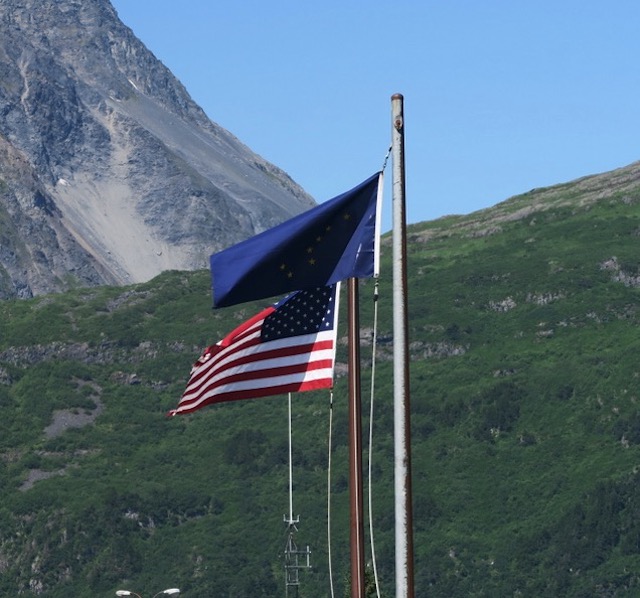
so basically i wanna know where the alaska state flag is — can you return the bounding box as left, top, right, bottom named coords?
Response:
left=210, top=173, right=381, bottom=308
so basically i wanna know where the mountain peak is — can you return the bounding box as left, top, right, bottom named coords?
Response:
left=0, top=0, right=315, bottom=298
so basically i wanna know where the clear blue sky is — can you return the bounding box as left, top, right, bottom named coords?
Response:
left=110, top=0, right=640, bottom=232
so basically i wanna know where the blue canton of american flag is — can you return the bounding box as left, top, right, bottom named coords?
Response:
left=169, top=285, right=340, bottom=416
left=262, top=286, right=335, bottom=341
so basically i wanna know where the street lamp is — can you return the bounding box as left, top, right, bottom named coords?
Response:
left=116, top=589, right=180, bottom=598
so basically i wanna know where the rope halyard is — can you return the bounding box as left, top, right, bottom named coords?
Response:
left=381, top=144, right=392, bottom=173
left=367, top=278, right=382, bottom=598
left=327, top=390, right=335, bottom=598
left=324, top=153, right=387, bottom=597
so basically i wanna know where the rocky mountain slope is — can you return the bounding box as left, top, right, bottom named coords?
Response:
left=0, top=0, right=315, bottom=299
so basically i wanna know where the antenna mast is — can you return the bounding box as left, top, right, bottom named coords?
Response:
left=283, top=393, right=311, bottom=596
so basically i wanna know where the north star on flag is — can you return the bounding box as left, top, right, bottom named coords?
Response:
left=169, top=284, right=340, bottom=416
left=210, top=173, right=381, bottom=308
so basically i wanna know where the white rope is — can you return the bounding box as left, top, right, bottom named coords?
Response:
left=362, top=149, right=390, bottom=597
left=325, top=283, right=382, bottom=597
left=288, top=392, right=294, bottom=524
left=326, top=390, right=335, bottom=598
left=367, top=279, right=382, bottom=598
left=328, top=151, right=388, bottom=596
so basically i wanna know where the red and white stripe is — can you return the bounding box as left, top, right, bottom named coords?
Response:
left=169, top=304, right=337, bottom=416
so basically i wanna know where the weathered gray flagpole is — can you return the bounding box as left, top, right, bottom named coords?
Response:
left=391, top=93, right=415, bottom=597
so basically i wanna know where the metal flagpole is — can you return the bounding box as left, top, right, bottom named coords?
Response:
left=391, top=93, right=415, bottom=597
left=348, top=277, right=366, bottom=597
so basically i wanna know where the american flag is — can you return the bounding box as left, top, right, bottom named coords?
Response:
left=169, top=285, right=340, bottom=415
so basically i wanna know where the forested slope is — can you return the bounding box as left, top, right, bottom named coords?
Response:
left=1, top=162, right=640, bottom=596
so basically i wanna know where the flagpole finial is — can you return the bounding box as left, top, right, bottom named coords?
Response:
left=392, top=94, right=404, bottom=132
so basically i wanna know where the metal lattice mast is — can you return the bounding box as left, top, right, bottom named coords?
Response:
left=283, top=393, right=311, bottom=596
left=284, top=518, right=312, bottom=596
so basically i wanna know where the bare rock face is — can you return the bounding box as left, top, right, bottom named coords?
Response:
left=0, top=0, right=315, bottom=298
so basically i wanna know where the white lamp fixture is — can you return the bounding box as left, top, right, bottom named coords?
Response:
left=116, top=589, right=179, bottom=598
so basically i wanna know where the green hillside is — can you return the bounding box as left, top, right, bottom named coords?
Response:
left=1, top=162, right=640, bottom=596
